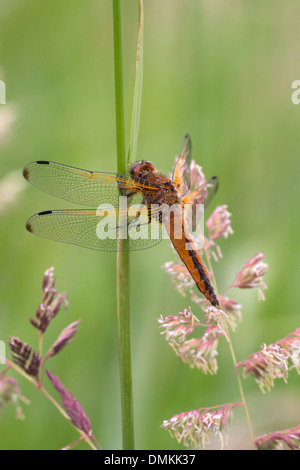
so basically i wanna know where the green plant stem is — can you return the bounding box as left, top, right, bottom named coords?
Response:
left=112, top=0, right=134, bottom=450
left=205, top=252, right=256, bottom=448
left=112, top=0, right=126, bottom=173
left=227, top=340, right=256, bottom=446
left=128, top=0, right=144, bottom=165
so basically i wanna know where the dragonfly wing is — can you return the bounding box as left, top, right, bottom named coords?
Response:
left=180, top=176, right=219, bottom=232
left=181, top=176, right=219, bottom=207
left=25, top=208, right=163, bottom=252
left=172, top=134, right=192, bottom=196
left=23, top=161, right=158, bottom=207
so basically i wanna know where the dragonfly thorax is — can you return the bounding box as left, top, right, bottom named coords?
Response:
left=145, top=179, right=180, bottom=206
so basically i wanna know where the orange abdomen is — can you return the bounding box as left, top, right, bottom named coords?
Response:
left=165, top=213, right=219, bottom=307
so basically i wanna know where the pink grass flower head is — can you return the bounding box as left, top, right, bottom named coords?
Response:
left=218, top=296, right=242, bottom=329
left=161, top=403, right=242, bottom=448
left=162, top=261, right=194, bottom=297
left=276, top=327, right=300, bottom=373
left=237, top=328, right=300, bottom=392
left=237, top=344, right=289, bottom=392
left=230, top=253, right=268, bottom=300
left=158, top=309, right=225, bottom=374
left=255, top=425, right=300, bottom=450
left=30, top=267, right=68, bottom=333
left=157, top=307, right=199, bottom=343
left=0, top=376, right=19, bottom=405
left=190, top=160, right=206, bottom=190
left=177, top=326, right=221, bottom=374
left=206, top=205, right=233, bottom=241
left=204, top=205, right=233, bottom=261
left=45, top=320, right=81, bottom=360
left=204, top=306, right=231, bottom=339
left=46, top=370, right=92, bottom=436
left=0, top=375, right=29, bottom=419
left=203, top=236, right=224, bottom=262
left=8, top=337, right=40, bottom=379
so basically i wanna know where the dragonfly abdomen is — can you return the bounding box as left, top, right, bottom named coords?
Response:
left=167, top=215, right=219, bottom=306
left=185, top=247, right=218, bottom=306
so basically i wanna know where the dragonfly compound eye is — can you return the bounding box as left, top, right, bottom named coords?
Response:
left=129, top=161, right=156, bottom=178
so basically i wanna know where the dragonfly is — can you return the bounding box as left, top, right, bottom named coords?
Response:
left=23, top=134, right=219, bottom=306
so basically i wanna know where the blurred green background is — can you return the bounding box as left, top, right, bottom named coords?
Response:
left=0, top=0, right=299, bottom=450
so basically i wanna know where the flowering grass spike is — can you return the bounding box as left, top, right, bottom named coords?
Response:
left=206, top=205, right=233, bottom=241
left=45, top=320, right=81, bottom=360
left=255, top=425, right=300, bottom=450
left=3, top=267, right=97, bottom=449
left=30, top=267, right=68, bottom=333
left=161, top=403, right=242, bottom=448
left=160, top=154, right=272, bottom=449
left=0, top=375, right=29, bottom=419
left=46, top=370, right=92, bottom=436
left=237, top=328, right=300, bottom=392
left=228, top=253, right=268, bottom=300
left=158, top=309, right=226, bottom=374
left=8, top=337, right=41, bottom=378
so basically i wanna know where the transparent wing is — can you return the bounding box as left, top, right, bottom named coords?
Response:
left=23, top=160, right=159, bottom=207
left=181, top=176, right=219, bottom=208
left=172, top=134, right=192, bottom=196
left=180, top=176, right=219, bottom=232
left=25, top=208, right=163, bottom=252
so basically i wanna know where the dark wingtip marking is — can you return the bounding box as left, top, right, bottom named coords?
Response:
left=36, top=160, right=50, bottom=164
left=26, top=221, right=33, bottom=233
left=22, top=167, right=29, bottom=180
left=38, top=210, right=52, bottom=216
left=212, top=175, right=219, bottom=191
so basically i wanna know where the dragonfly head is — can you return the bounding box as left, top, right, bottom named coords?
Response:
left=129, top=160, right=156, bottom=179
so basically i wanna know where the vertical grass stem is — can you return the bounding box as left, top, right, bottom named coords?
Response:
left=112, top=0, right=134, bottom=450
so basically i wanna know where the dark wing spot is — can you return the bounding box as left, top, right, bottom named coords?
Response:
left=211, top=175, right=219, bottom=191
left=38, top=210, right=52, bottom=215
left=36, top=160, right=50, bottom=164
left=26, top=221, right=33, bottom=232
left=22, top=167, right=29, bottom=180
